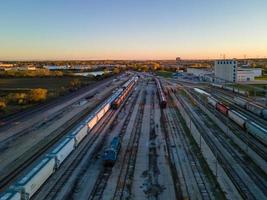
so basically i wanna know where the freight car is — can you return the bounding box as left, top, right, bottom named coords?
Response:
left=193, top=88, right=210, bottom=97
left=103, top=136, right=121, bottom=166
left=0, top=190, right=21, bottom=200
left=210, top=83, right=249, bottom=96
left=15, top=157, right=56, bottom=200
left=48, top=137, right=75, bottom=168
left=233, top=97, right=247, bottom=108
left=216, top=102, right=229, bottom=115
left=0, top=79, right=136, bottom=199
left=155, top=78, right=167, bottom=108
left=228, top=110, right=247, bottom=128
left=207, top=96, right=218, bottom=107
left=233, top=97, right=267, bottom=119
left=111, top=76, right=138, bottom=109
left=68, top=123, right=88, bottom=147
left=192, top=90, right=267, bottom=144
left=246, top=121, right=267, bottom=144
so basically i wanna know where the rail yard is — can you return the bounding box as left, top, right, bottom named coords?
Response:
left=0, top=73, right=267, bottom=200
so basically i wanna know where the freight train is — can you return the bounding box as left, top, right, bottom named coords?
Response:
left=193, top=88, right=267, bottom=145
left=0, top=76, right=138, bottom=200
left=233, top=97, right=267, bottom=120
left=102, top=136, right=121, bottom=166
left=155, top=78, right=167, bottom=108
left=210, top=83, right=249, bottom=96
left=111, top=76, right=138, bottom=109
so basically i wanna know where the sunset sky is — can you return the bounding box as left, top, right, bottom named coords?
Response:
left=0, top=0, right=267, bottom=60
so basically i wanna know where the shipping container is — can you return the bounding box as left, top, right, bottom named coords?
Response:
left=49, top=137, right=75, bottom=168
left=233, top=97, right=247, bottom=108
left=207, top=96, right=217, bottom=107
left=246, top=103, right=263, bottom=116
left=216, top=103, right=229, bottom=115
left=246, top=121, right=267, bottom=145
left=228, top=110, right=246, bottom=128
left=16, top=157, right=55, bottom=199
left=0, top=191, right=21, bottom=200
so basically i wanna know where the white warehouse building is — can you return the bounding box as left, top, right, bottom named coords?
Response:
left=214, top=59, right=262, bottom=82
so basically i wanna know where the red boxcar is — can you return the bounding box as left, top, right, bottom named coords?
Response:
left=216, top=102, right=229, bottom=115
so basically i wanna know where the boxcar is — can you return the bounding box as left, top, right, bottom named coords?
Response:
left=228, top=110, right=246, bottom=128
left=0, top=190, right=21, bottom=200
left=49, top=137, right=75, bottom=168
left=246, top=121, right=267, bottom=145
left=207, top=96, right=217, bottom=107
left=216, top=102, right=229, bottom=115
left=16, top=157, right=55, bottom=200
left=246, top=103, right=263, bottom=116
left=233, top=97, right=247, bottom=108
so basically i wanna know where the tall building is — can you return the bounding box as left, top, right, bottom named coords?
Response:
left=214, top=59, right=237, bottom=82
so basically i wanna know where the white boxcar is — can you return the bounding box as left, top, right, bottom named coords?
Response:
left=228, top=110, right=246, bottom=128
left=16, top=157, right=55, bottom=199
left=50, top=137, right=75, bottom=168
left=246, top=103, right=262, bottom=116
left=69, top=124, right=88, bottom=146
left=193, top=88, right=210, bottom=97
left=103, top=103, right=110, bottom=113
left=0, top=191, right=21, bottom=200
left=233, top=97, right=247, bottom=108
left=207, top=96, right=217, bottom=107
left=88, top=115, right=98, bottom=130
left=211, top=83, right=223, bottom=88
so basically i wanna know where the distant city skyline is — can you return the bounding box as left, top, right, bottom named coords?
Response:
left=0, top=0, right=267, bottom=60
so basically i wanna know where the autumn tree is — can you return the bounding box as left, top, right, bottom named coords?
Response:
left=70, top=79, right=81, bottom=89
left=29, top=88, right=48, bottom=102
left=0, top=100, right=6, bottom=110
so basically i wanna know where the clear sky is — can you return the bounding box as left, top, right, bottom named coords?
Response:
left=0, top=0, right=267, bottom=60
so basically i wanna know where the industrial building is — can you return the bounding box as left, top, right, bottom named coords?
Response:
left=214, top=59, right=237, bottom=82
left=214, top=59, right=262, bottom=82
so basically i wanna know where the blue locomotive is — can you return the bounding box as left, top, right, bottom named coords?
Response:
left=103, top=136, right=121, bottom=166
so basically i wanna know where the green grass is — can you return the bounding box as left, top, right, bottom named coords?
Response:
left=155, top=70, right=173, bottom=78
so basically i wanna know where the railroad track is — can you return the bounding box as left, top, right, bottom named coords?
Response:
left=111, top=89, right=146, bottom=200
left=35, top=109, right=117, bottom=200
left=162, top=99, right=211, bottom=199
left=211, top=87, right=267, bottom=127
left=176, top=92, right=266, bottom=200
left=188, top=90, right=267, bottom=161
left=146, top=88, right=162, bottom=200
left=168, top=99, right=213, bottom=200
left=0, top=94, right=110, bottom=192
left=88, top=86, right=140, bottom=200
